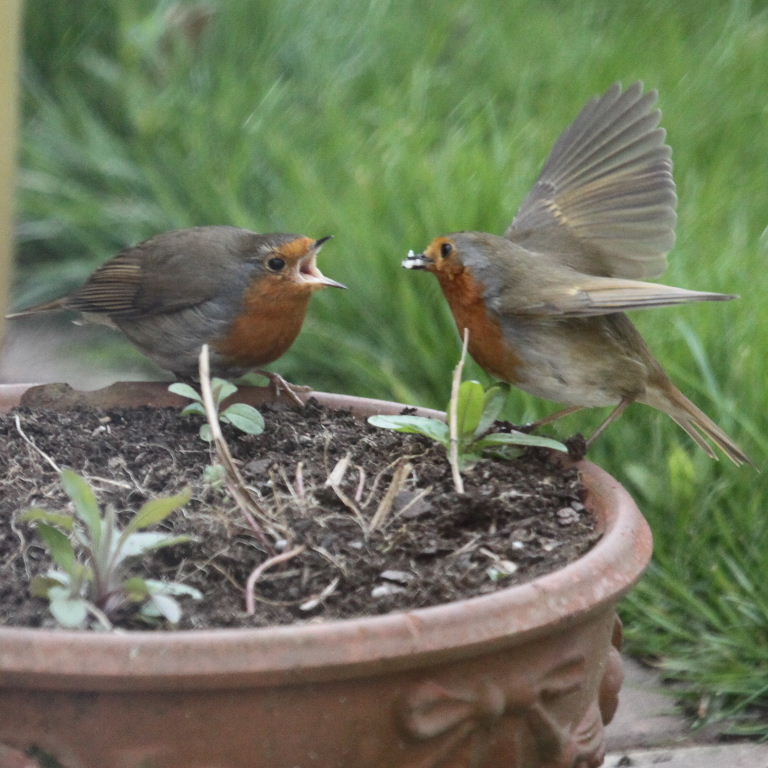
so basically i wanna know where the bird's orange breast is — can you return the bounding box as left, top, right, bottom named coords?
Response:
left=436, top=268, right=523, bottom=383
left=215, top=278, right=311, bottom=368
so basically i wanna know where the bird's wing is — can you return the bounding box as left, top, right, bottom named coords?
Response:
left=65, top=241, right=225, bottom=318
left=63, top=251, right=146, bottom=315
left=505, top=82, right=677, bottom=280
left=502, top=276, right=735, bottom=318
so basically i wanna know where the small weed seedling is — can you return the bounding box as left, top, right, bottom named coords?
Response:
left=369, top=331, right=566, bottom=492
left=170, top=379, right=265, bottom=441
left=22, top=470, right=200, bottom=629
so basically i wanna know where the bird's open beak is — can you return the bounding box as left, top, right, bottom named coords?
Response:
left=401, top=250, right=433, bottom=270
left=313, top=235, right=334, bottom=250
left=299, top=237, right=347, bottom=289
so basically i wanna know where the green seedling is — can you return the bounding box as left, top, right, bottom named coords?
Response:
left=22, top=469, right=200, bottom=629
left=369, top=380, right=566, bottom=468
left=169, top=379, right=265, bottom=441
left=369, top=332, right=567, bottom=493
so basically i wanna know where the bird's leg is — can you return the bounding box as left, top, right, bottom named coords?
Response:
left=527, top=405, right=584, bottom=430
left=586, top=398, right=632, bottom=447
left=254, top=370, right=310, bottom=407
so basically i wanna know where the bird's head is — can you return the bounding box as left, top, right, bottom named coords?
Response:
left=243, top=234, right=346, bottom=293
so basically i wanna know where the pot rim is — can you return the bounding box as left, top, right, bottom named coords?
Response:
left=0, top=383, right=652, bottom=691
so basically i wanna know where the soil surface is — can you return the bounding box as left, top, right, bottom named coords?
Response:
left=0, top=401, right=597, bottom=630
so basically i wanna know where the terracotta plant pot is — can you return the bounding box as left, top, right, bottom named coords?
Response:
left=0, top=383, right=652, bottom=768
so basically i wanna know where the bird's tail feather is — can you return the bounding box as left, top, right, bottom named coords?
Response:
left=5, top=298, right=67, bottom=319
left=651, top=383, right=755, bottom=467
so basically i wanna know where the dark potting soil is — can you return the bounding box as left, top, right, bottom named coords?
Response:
left=0, top=400, right=597, bottom=630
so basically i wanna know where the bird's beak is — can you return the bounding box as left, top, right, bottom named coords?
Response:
left=313, top=235, right=334, bottom=250
left=402, top=249, right=433, bottom=270
left=300, top=237, right=347, bottom=289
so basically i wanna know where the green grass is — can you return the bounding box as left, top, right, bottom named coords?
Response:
left=15, top=0, right=768, bottom=733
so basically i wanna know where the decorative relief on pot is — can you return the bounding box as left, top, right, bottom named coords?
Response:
left=598, top=616, right=625, bottom=726
left=398, top=653, right=608, bottom=768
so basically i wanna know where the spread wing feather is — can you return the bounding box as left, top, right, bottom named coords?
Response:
left=505, top=82, right=677, bottom=279
left=507, top=278, right=735, bottom=318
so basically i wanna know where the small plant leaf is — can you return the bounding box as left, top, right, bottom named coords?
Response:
left=476, top=382, right=510, bottom=436
left=180, top=402, right=206, bottom=417
left=140, top=580, right=202, bottom=622
left=20, top=508, right=75, bottom=530
left=211, top=377, right=238, bottom=405
left=30, top=573, right=68, bottom=598
left=125, top=488, right=192, bottom=534
left=475, top=431, right=568, bottom=453
left=48, top=587, right=89, bottom=628
left=367, top=414, right=450, bottom=445
left=458, top=451, right=484, bottom=471
left=238, top=371, right=271, bottom=387
left=36, top=523, right=79, bottom=573
left=238, top=372, right=270, bottom=387
left=144, top=579, right=203, bottom=600
left=199, top=424, right=213, bottom=442
left=60, top=469, right=102, bottom=546
left=203, top=463, right=227, bottom=486
left=122, top=576, right=151, bottom=602
left=454, top=380, right=485, bottom=439
left=143, top=593, right=183, bottom=624
left=222, top=403, right=265, bottom=435
left=168, top=382, right=202, bottom=402
left=120, top=532, right=193, bottom=559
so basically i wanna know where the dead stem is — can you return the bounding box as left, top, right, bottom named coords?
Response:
left=449, top=534, right=482, bottom=559
left=294, top=462, right=305, bottom=498
left=14, top=414, right=61, bottom=473
left=299, top=576, right=340, bottom=611
left=448, top=329, right=469, bottom=494
left=325, top=455, right=367, bottom=528
left=86, top=603, right=113, bottom=631
left=354, top=466, right=366, bottom=503
left=325, top=454, right=351, bottom=487
left=389, top=485, right=432, bottom=523
left=329, top=484, right=365, bottom=528
left=109, top=454, right=146, bottom=495
left=245, top=544, right=306, bottom=615
left=205, top=560, right=248, bottom=592
left=276, top=464, right=299, bottom=502
left=361, top=453, right=422, bottom=509
left=6, top=515, right=30, bottom=579
left=198, top=344, right=273, bottom=548
left=310, top=545, right=348, bottom=576
left=368, top=460, right=413, bottom=533
left=86, top=475, right=133, bottom=491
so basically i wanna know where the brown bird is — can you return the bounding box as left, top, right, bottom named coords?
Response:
left=404, top=82, right=752, bottom=466
left=8, top=226, right=345, bottom=394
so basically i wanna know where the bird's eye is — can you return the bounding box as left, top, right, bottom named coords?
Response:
left=267, top=257, right=286, bottom=272
left=440, top=242, right=453, bottom=258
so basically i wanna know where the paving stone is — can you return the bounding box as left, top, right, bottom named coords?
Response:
left=604, top=743, right=768, bottom=768
left=606, top=657, right=693, bottom=750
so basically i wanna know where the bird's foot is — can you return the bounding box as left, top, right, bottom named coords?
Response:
left=255, top=370, right=311, bottom=407
left=525, top=405, right=584, bottom=431
left=585, top=398, right=632, bottom=447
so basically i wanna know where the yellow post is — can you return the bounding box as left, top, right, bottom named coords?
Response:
left=0, top=0, right=22, bottom=339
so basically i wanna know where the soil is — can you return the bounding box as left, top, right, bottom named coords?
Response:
left=0, top=400, right=597, bottom=630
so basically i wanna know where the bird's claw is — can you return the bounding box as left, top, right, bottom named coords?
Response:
left=256, top=371, right=310, bottom=407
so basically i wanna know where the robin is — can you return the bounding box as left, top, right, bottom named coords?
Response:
left=7, top=226, right=345, bottom=397
left=403, top=82, right=752, bottom=466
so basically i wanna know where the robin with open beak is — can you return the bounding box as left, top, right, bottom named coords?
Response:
left=403, top=83, right=752, bottom=466
left=8, top=226, right=345, bottom=398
